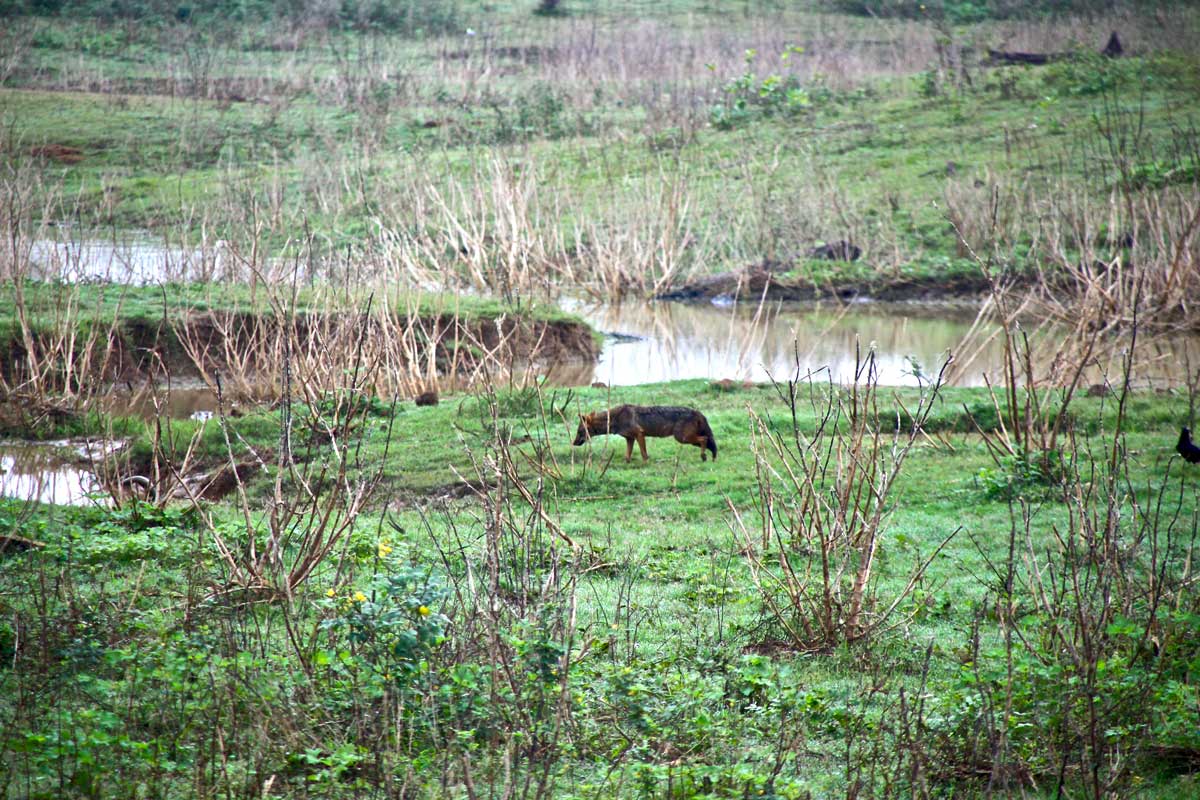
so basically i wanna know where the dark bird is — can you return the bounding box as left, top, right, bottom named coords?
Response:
left=1177, top=427, right=1200, bottom=464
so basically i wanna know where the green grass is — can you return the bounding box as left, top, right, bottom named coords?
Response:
left=0, top=280, right=586, bottom=337
left=3, top=379, right=1198, bottom=797
left=5, top=14, right=1198, bottom=283
left=3, top=5, right=1200, bottom=796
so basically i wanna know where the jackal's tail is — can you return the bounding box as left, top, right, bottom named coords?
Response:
left=704, top=420, right=718, bottom=461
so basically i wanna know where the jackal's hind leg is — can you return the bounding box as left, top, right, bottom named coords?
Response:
left=637, top=433, right=649, bottom=461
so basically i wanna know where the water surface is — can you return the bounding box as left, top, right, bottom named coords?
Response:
left=566, top=299, right=1199, bottom=389
left=21, top=235, right=1200, bottom=390
left=0, top=442, right=102, bottom=506
left=569, top=299, right=990, bottom=387
left=30, top=236, right=225, bottom=285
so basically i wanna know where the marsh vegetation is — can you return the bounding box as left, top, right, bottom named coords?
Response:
left=1, top=0, right=1199, bottom=797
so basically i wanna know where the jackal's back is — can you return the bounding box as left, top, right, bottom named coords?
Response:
left=630, top=405, right=705, bottom=435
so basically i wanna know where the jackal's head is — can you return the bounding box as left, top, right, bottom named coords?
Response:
left=572, top=413, right=594, bottom=446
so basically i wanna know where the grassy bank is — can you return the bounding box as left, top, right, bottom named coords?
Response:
left=2, top=376, right=1199, bottom=797
left=3, top=2, right=1200, bottom=796
left=3, top=5, right=1198, bottom=299
left=0, top=279, right=599, bottom=428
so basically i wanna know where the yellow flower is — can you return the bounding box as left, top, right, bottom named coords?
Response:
left=377, top=541, right=393, bottom=558
left=325, top=588, right=336, bottom=598
left=354, top=591, right=367, bottom=603
left=418, top=605, right=431, bottom=617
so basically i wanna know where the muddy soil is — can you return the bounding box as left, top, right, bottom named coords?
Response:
left=656, top=264, right=992, bottom=303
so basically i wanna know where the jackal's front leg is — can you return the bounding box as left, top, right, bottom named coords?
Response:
left=624, top=436, right=635, bottom=462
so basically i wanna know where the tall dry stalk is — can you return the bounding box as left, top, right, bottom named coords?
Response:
left=171, top=288, right=555, bottom=403
left=184, top=301, right=393, bottom=601
left=419, top=383, right=579, bottom=798
left=940, top=316, right=1200, bottom=797
left=944, top=101, right=1200, bottom=334
left=0, top=166, right=128, bottom=410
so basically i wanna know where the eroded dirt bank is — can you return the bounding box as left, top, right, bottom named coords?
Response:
left=2, top=310, right=600, bottom=386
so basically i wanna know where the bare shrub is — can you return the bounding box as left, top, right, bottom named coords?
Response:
left=411, top=384, right=579, bottom=796
left=943, top=95, right=1200, bottom=334
left=0, top=167, right=127, bottom=409
left=190, top=302, right=392, bottom=601
left=730, top=345, right=957, bottom=651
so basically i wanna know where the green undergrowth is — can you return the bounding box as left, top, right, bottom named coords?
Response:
left=141, top=379, right=1192, bottom=498
left=2, top=378, right=1199, bottom=796
left=4, top=3, right=1200, bottom=794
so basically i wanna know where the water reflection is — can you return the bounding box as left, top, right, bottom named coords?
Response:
left=566, top=300, right=1200, bottom=389
left=568, top=300, right=991, bottom=387
left=0, top=443, right=101, bottom=506
left=29, top=237, right=229, bottom=285
left=103, top=383, right=224, bottom=421
left=18, top=230, right=1200, bottom=392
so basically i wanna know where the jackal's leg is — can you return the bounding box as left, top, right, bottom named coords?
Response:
left=624, top=436, right=634, bottom=462
left=698, top=437, right=708, bottom=461
left=637, top=433, right=649, bottom=461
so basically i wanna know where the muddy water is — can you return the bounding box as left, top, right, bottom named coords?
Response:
left=102, top=382, right=225, bottom=421
left=567, top=300, right=1200, bottom=389
left=0, top=442, right=103, bottom=506
left=567, top=300, right=992, bottom=387
left=22, top=235, right=1200, bottom=390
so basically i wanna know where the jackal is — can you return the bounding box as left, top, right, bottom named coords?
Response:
left=572, top=404, right=718, bottom=462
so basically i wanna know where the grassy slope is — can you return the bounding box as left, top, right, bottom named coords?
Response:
left=3, top=4, right=1200, bottom=796
left=4, top=12, right=1198, bottom=286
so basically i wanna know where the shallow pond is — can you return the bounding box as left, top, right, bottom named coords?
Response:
left=9, top=236, right=1197, bottom=508
left=566, top=299, right=1200, bottom=390
left=30, top=236, right=226, bottom=285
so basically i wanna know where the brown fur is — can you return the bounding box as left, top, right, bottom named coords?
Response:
left=572, top=404, right=718, bottom=462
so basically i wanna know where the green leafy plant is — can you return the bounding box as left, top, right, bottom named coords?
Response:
left=974, top=447, right=1069, bottom=500
left=321, top=566, right=449, bottom=689
left=709, top=48, right=812, bottom=130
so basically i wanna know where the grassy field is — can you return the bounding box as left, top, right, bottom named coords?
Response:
left=2, top=376, right=1199, bottom=798
left=2, top=1, right=1200, bottom=797
left=3, top=3, right=1199, bottom=297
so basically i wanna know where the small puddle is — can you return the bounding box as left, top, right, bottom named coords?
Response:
left=0, top=442, right=104, bottom=506
left=102, top=383, right=224, bottom=421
